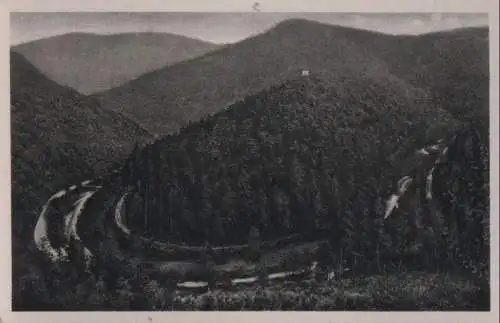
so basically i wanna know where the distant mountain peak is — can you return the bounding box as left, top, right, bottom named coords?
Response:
left=269, top=17, right=391, bottom=37
left=12, top=32, right=221, bottom=94
left=269, top=17, right=332, bottom=33
left=93, top=24, right=487, bottom=139
left=14, top=31, right=217, bottom=47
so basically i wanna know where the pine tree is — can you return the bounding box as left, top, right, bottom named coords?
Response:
left=247, top=226, right=261, bottom=262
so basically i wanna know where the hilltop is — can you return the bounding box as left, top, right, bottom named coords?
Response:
left=12, top=32, right=221, bottom=94
left=94, top=19, right=488, bottom=136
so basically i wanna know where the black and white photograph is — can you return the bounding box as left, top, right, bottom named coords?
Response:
left=5, top=2, right=496, bottom=315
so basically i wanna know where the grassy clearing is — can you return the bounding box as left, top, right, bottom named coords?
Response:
left=171, top=271, right=489, bottom=311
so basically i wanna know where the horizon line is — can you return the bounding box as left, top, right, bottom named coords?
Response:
left=10, top=17, right=489, bottom=47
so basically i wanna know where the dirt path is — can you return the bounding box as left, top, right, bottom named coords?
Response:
left=36, top=177, right=331, bottom=292
left=34, top=179, right=101, bottom=265
left=66, top=190, right=99, bottom=265
left=33, top=189, right=69, bottom=261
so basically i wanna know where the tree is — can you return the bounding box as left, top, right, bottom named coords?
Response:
left=200, top=241, right=217, bottom=288
left=317, top=241, right=334, bottom=271
left=247, top=226, right=261, bottom=262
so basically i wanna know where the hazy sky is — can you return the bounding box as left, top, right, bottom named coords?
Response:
left=10, top=12, right=488, bottom=45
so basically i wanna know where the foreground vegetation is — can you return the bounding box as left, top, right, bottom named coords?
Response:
left=14, top=254, right=489, bottom=311
left=172, top=272, right=488, bottom=311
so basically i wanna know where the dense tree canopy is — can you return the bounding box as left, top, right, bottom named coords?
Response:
left=121, top=75, right=462, bottom=255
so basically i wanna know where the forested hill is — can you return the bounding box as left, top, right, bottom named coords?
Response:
left=10, top=51, right=152, bottom=239
left=94, top=19, right=487, bottom=137
left=432, top=122, right=489, bottom=277
left=120, top=73, right=461, bottom=249
left=93, top=19, right=404, bottom=136
left=393, top=27, right=489, bottom=121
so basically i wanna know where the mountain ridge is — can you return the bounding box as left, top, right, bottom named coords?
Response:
left=93, top=18, right=488, bottom=136
left=12, top=32, right=221, bottom=94
left=93, top=19, right=409, bottom=135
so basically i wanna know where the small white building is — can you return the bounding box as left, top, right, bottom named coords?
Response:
left=301, top=69, right=310, bottom=77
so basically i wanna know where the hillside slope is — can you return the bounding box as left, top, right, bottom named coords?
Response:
left=389, top=27, right=489, bottom=120
left=10, top=51, right=152, bottom=240
left=94, top=19, right=488, bottom=136
left=120, top=74, right=460, bottom=248
left=94, top=19, right=405, bottom=135
left=13, top=32, right=220, bottom=94
left=117, top=69, right=488, bottom=286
